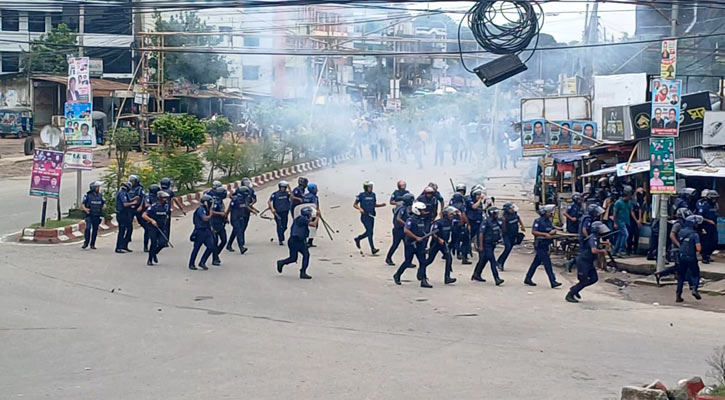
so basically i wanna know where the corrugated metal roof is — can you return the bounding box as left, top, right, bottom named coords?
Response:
left=32, top=74, right=128, bottom=97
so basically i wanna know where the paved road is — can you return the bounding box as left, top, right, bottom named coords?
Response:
left=1, top=159, right=722, bottom=399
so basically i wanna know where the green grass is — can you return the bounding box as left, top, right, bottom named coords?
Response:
left=29, top=219, right=81, bottom=229
left=711, top=384, right=725, bottom=396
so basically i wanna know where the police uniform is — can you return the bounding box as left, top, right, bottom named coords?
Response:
left=497, top=210, right=520, bottom=270
left=115, top=187, right=134, bottom=252
left=228, top=190, right=256, bottom=249
left=142, top=192, right=158, bottom=251
left=82, top=190, right=105, bottom=248
left=524, top=216, right=560, bottom=287
left=416, top=193, right=438, bottom=226
left=228, top=192, right=252, bottom=252
left=570, top=234, right=599, bottom=297
left=389, top=189, right=409, bottom=204
left=424, top=217, right=455, bottom=282
left=355, top=191, right=378, bottom=251
left=578, top=215, right=593, bottom=247
left=163, top=188, right=177, bottom=233
left=301, top=191, right=319, bottom=245
left=393, top=214, right=428, bottom=284
left=269, top=189, right=292, bottom=244
left=211, top=196, right=227, bottom=263
left=565, top=201, right=582, bottom=234
left=464, top=195, right=484, bottom=257
left=696, top=198, right=718, bottom=263
left=676, top=224, right=701, bottom=300
left=291, top=185, right=306, bottom=218
left=277, top=213, right=312, bottom=277
left=473, top=217, right=503, bottom=283
left=385, top=203, right=409, bottom=264
left=128, top=183, right=145, bottom=245
left=449, top=194, right=467, bottom=259
left=189, top=205, right=215, bottom=269
left=145, top=201, right=169, bottom=264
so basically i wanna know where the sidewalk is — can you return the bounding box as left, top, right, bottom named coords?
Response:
left=615, top=255, right=725, bottom=280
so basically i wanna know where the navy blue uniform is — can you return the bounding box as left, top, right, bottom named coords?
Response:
left=228, top=193, right=252, bottom=251
left=696, top=199, right=718, bottom=262
left=473, top=217, right=502, bottom=281
left=385, top=204, right=409, bottom=264
left=164, top=189, right=177, bottom=233
left=524, top=216, right=559, bottom=286
left=465, top=196, right=484, bottom=256
left=145, top=202, right=169, bottom=263
left=129, top=183, right=145, bottom=245
left=82, top=191, right=105, bottom=248
left=189, top=206, right=215, bottom=267
left=291, top=186, right=305, bottom=218
left=424, top=218, right=455, bottom=281
left=676, top=225, right=701, bottom=298
left=565, top=202, right=582, bottom=234
left=278, top=214, right=312, bottom=274
left=211, top=197, right=227, bottom=263
left=142, top=193, right=158, bottom=250
left=570, top=235, right=600, bottom=296
left=115, top=188, right=134, bottom=251
left=228, top=190, right=255, bottom=250
left=497, top=210, right=520, bottom=269
left=672, top=196, right=691, bottom=215
left=393, top=214, right=428, bottom=282
left=578, top=215, right=593, bottom=247
left=270, top=190, right=292, bottom=243
left=389, top=189, right=409, bottom=204
left=355, top=191, right=378, bottom=251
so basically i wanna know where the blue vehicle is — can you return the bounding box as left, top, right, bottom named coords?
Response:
left=0, top=107, right=34, bottom=138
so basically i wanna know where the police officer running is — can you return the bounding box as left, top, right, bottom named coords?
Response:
left=301, top=183, right=320, bottom=248
left=354, top=181, right=387, bottom=254
left=226, top=186, right=252, bottom=254
left=189, top=194, right=215, bottom=270
left=472, top=207, right=505, bottom=286
left=268, top=180, right=292, bottom=246
left=423, top=206, right=459, bottom=285
left=389, top=180, right=409, bottom=206
left=566, top=221, right=610, bottom=303
left=142, top=191, right=170, bottom=266
left=654, top=207, right=692, bottom=285
left=675, top=215, right=704, bottom=302
left=524, top=204, right=562, bottom=288
left=160, top=177, right=186, bottom=236
left=115, top=182, right=137, bottom=253
left=277, top=205, right=318, bottom=279
left=81, top=181, right=105, bottom=249
left=227, top=178, right=256, bottom=251
left=497, top=202, right=525, bottom=271
left=696, top=189, right=719, bottom=264
left=210, top=186, right=228, bottom=265
left=393, top=201, right=431, bottom=288
left=385, top=193, right=415, bottom=266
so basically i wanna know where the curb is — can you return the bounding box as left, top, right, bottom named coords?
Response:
left=20, top=154, right=352, bottom=243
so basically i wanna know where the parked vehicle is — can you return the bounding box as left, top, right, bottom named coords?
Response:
left=0, top=107, right=33, bottom=138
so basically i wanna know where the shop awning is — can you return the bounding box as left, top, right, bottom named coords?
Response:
left=582, top=159, right=714, bottom=178
left=552, top=150, right=589, bottom=163
left=676, top=166, right=725, bottom=178
left=581, top=165, right=618, bottom=178
left=32, top=74, right=128, bottom=97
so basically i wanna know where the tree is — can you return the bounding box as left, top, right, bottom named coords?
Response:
left=109, top=127, right=140, bottom=190
left=21, top=24, right=77, bottom=74
left=152, top=113, right=206, bottom=152
left=154, top=12, right=229, bottom=84
left=203, top=116, right=232, bottom=182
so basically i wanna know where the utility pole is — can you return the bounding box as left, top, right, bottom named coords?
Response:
left=75, top=5, right=85, bottom=211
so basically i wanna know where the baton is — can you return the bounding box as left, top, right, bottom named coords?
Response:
left=155, top=224, right=174, bottom=248
left=419, top=229, right=439, bottom=241
left=258, top=207, right=276, bottom=221
left=319, top=215, right=335, bottom=232
left=320, top=217, right=334, bottom=240
left=449, top=178, right=456, bottom=192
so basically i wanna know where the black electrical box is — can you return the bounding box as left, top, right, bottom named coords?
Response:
left=473, top=54, right=528, bottom=87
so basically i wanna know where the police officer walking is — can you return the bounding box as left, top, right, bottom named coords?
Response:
left=449, top=186, right=469, bottom=262
left=675, top=215, right=704, bottom=302
left=290, top=177, right=308, bottom=218
left=115, top=182, right=137, bottom=253
left=128, top=174, right=144, bottom=247
left=227, top=186, right=252, bottom=254
left=393, top=202, right=431, bottom=288
left=654, top=207, right=692, bottom=285
left=524, top=204, right=562, bottom=288
left=142, top=191, right=170, bottom=266
left=141, top=184, right=161, bottom=252
left=227, top=179, right=256, bottom=251
left=160, top=177, right=186, bottom=236
left=389, top=180, right=409, bottom=206
left=210, top=186, right=228, bottom=265
left=562, top=193, right=583, bottom=235
left=472, top=207, right=505, bottom=285
left=696, top=189, right=719, bottom=264
left=354, top=181, right=386, bottom=254
left=189, top=194, right=215, bottom=270
left=424, top=206, right=459, bottom=285
left=277, top=205, right=318, bottom=279
left=463, top=187, right=485, bottom=265
left=268, top=180, right=292, bottom=246
left=385, top=193, right=415, bottom=266
left=497, top=202, right=525, bottom=271
left=81, top=181, right=105, bottom=249
left=566, top=221, right=610, bottom=303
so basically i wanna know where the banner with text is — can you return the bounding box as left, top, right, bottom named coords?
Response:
left=649, top=138, right=676, bottom=194
left=63, top=148, right=94, bottom=171
left=650, top=78, right=681, bottom=137
left=660, top=39, right=677, bottom=79
left=521, top=119, right=547, bottom=157
left=547, top=121, right=573, bottom=153
left=29, top=149, right=64, bottom=199
left=571, top=121, right=598, bottom=150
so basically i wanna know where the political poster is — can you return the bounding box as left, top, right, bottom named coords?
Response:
left=64, top=102, right=95, bottom=147
left=650, top=78, right=681, bottom=137
left=571, top=121, right=598, bottom=150
left=649, top=138, right=676, bottom=194
left=602, top=106, right=626, bottom=142
left=63, top=148, right=94, bottom=171
left=521, top=119, right=547, bottom=157
left=703, top=111, right=725, bottom=146
left=29, top=149, right=64, bottom=199
left=67, top=57, right=91, bottom=103
left=548, top=121, right=573, bottom=152
left=660, top=39, right=677, bottom=79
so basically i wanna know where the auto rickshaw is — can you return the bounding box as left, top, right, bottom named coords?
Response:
left=0, top=107, right=34, bottom=138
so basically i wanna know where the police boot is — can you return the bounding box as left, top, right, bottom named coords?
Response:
left=444, top=276, right=457, bottom=285
left=676, top=296, right=684, bottom=303
left=300, top=271, right=312, bottom=279
left=691, top=289, right=702, bottom=300
left=462, top=256, right=472, bottom=265
left=471, top=274, right=486, bottom=282
left=385, top=258, right=395, bottom=266
left=277, top=260, right=284, bottom=274
left=420, top=278, right=433, bottom=288
left=565, top=292, right=579, bottom=303
left=495, top=278, right=504, bottom=286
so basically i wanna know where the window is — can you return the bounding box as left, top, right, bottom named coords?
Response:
left=28, top=12, right=46, bottom=32
left=242, top=66, right=260, bottom=81
left=2, top=10, right=19, bottom=32
left=2, top=52, right=20, bottom=73
left=243, top=37, right=260, bottom=47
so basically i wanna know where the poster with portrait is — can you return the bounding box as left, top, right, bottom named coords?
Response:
left=660, top=39, right=677, bottom=79
left=649, top=138, right=676, bottom=194
left=521, top=119, right=547, bottom=157
left=703, top=111, right=725, bottom=146
left=602, top=106, right=625, bottom=142
left=29, top=149, right=64, bottom=199
left=548, top=121, right=572, bottom=152
left=650, top=78, right=681, bottom=137
left=67, top=57, right=91, bottom=103
left=63, top=148, right=94, bottom=171
left=570, top=121, right=598, bottom=150
left=64, top=102, right=95, bottom=147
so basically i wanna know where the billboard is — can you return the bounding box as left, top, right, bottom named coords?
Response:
left=29, top=150, right=64, bottom=199
left=602, top=106, right=626, bottom=142
left=63, top=148, right=94, bottom=171
left=548, top=121, right=573, bottom=152
left=649, top=138, right=676, bottom=194
left=660, top=39, right=677, bottom=79
left=64, top=102, right=94, bottom=147
left=67, top=57, right=91, bottom=103
left=521, top=119, right=547, bottom=157
left=650, top=78, right=681, bottom=137
left=571, top=121, right=598, bottom=150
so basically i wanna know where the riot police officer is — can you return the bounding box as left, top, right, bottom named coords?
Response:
left=673, top=187, right=696, bottom=214
left=389, top=180, right=409, bottom=206
left=142, top=191, right=170, bottom=266
left=385, top=193, right=414, bottom=266
left=697, top=189, right=719, bottom=264
left=449, top=189, right=469, bottom=261
left=579, top=204, right=604, bottom=247
left=566, top=221, right=610, bottom=303
left=277, top=205, right=318, bottom=279
left=654, top=207, right=693, bottom=285
left=160, top=177, right=186, bottom=235
left=354, top=181, right=386, bottom=254
left=290, top=176, right=308, bottom=218
left=393, top=202, right=430, bottom=288
left=268, top=180, right=292, bottom=246
left=210, top=186, right=228, bottom=265
left=463, top=187, right=485, bottom=265
left=302, top=183, right=320, bottom=248
left=675, top=215, right=704, bottom=302
left=227, top=179, right=256, bottom=251
left=473, top=207, right=504, bottom=286
left=141, top=184, right=161, bottom=252
left=497, top=202, right=525, bottom=271
left=524, top=204, right=562, bottom=288
left=189, top=194, right=215, bottom=270
left=424, top=206, right=459, bottom=285
left=128, top=174, right=144, bottom=247
left=227, top=186, right=252, bottom=254
left=562, top=193, right=583, bottom=234
left=115, top=182, right=136, bottom=253
left=81, top=181, right=105, bottom=249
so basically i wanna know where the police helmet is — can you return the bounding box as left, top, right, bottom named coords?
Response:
left=307, top=183, right=318, bottom=193
left=676, top=207, right=693, bottom=220
left=278, top=180, right=290, bottom=189
left=502, top=202, right=514, bottom=212
left=89, top=181, right=103, bottom=190
left=241, top=177, right=253, bottom=188
left=397, top=180, right=406, bottom=190
left=120, top=182, right=131, bottom=190
left=423, top=186, right=435, bottom=195
left=471, top=188, right=483, bottom=198
left=680, top=187, right=696, bottom=197
left=411, top=201, right=427, bottom=216
left=487, top=207, right=500, bottom=218
left=160, top=177, right=172, bottom=189
left=707, top=190, right=720, bottom=200
left=701, top=189, right=710, bottom=198
left=235, top=186, right=251, bottom=196
left=571, top=192, right=582, bottom=202
left=212, top=180, right=222, bottom=189
left=298, top=176, right=309, bottom=187
left=587, top=204, right=605, bottom=218
left=158, top=191, right=170, bottom=199
left=538, top=204, right=556, bottom=216
left=215, top=186, right=228, bottom=199
left=128, top=175, right=139, bottom=184
left=148, top=184, right=161, bottom=196
left=300, top=206, right=313, bottom=218
left=402, top=193, right=415, bottom=206
left=442, top=206, right=458, bottom=217
left=428, top=182, right=438, bottom=191
left=201, top=194, right=213, bottom=206
left=363, top=181, right=374, bottom=190
left=590, top=221, right=611, bottom=236
left=455, top=183, right=466, bottom=194
left=685, top=214, right=704, bottom=226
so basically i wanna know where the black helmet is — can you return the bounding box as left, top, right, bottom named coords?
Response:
left=212, top=180, right=222, bottom=189
left=129, top=175, right=139, bottom=185
left=148, top=184, right=161, bottom=196
left=120, top=182, right=131, bottom=190
left=160, top=177, right=172, bottom=189
left=428, top=182, right=438, bottom=191
left=300, top=206, right=313, bottom=218
left=680, top=187, right=696, bottom=197
left=278, top=180, right=289, bottom=189
left=442, top=206, right=458, bottom=217
left=707, top=190, right=720, bottom=200
left=215, top=186, right=227, bottom=199
left=298, top=177, right=309, bottom=187
left=158, top=191, right=170, bottom=199
left=201, top=194, right=213, bottom=206
left=571, top=193, right=582, bottom=202
left=241, top=177, right=253, bottom=188
left=235, top=186, right=251, bottom=196
left=587, top=204, right=605, bottom=218
left=402, top=193, right=415, bottom=206
left=685, top=214, right=704, bottom=227
left=455, top=183, right=466, bottom=194
left=487, top=207, right=500, bottom=218
left=590, top=221, right=610, bottom=236
left=502, top=202, right=514, bottom=212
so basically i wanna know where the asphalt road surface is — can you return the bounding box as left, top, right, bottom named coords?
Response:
left=1, top=158, right=722, bottom=399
